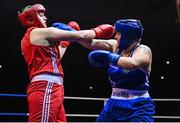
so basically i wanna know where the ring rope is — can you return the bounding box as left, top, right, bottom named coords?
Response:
left=1, top=93, right=180, bottom=119
left=0, top=113, right=180, bottom=119
left=1, top=93, right=180, bottom=101
left=0, top=93, right=26, bottom=97
left=0, top=113, right=28, bottom=116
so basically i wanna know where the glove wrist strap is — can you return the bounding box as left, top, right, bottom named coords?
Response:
left=109, top=53, right=120, bottom=66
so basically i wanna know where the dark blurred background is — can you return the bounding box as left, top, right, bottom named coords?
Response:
left=0, top=0, right=180, bottom=122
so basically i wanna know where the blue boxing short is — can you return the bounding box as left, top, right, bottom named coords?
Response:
left=96, top=97, right=155, bottom=122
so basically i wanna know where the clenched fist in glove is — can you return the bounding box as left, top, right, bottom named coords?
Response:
left=52, top=22, right=75, bottom=31
left=68, top=21, right=80, bottom=31
left=92, top=24, right=115, bottom=39
left=88, top=50, right=120, bottom=67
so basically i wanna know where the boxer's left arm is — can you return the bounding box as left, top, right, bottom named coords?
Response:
left=116, top=45, right=152, bottom=71
left=88, top=45, right=152, bottom=71
left=88, top=50, right=120, bottom=67
left=30, top=23, right=114, bottom=47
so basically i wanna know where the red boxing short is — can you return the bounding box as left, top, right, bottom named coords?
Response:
left=27, top=80, right=66, bottom=122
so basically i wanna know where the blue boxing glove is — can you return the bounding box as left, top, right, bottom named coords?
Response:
left=52, top=22, right=75, bottom=31
left=88, top=50, right=120, bottom=67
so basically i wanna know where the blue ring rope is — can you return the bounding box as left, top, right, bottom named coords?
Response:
left=0, top=94, right=27, bottom=116
left=0, top=113, right=28, bottom=116
left=0, top=93, right=26, bottom=97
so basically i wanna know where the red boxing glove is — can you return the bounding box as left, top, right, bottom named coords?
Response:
left=93, top=24, right=115, bottom=39
left=60, top=41, right=70, bottom=47
left=60, top=21, right=80, bottom=47
left=68, top=21, right=80, bottom=31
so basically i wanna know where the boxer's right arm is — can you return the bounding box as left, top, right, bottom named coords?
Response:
left=78, top=39, right=118, bottom=52
left=78, top=24, right=117, bottom=52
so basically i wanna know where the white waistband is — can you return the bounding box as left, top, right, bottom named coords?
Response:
left=31, top=74, right=63, bottom=85
left=111, top=88, right=149, bottom=100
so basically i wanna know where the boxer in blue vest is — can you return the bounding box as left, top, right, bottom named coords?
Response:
left=88, top=19, right=155, bottom=122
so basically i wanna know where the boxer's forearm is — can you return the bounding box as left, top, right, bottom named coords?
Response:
left=78, top=39, right=117, bottom=52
